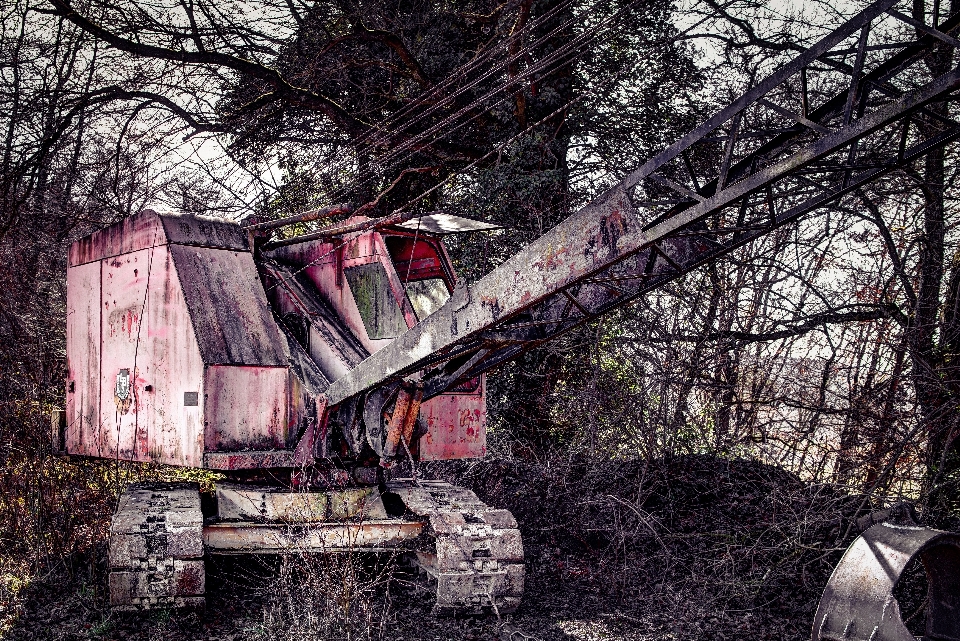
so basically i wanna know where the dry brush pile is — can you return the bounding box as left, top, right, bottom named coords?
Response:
left=0, top=445, right=934, bottom=641
left=427, top=453, right=903, bottom=639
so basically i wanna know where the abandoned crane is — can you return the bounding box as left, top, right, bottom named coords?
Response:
left=58, top=0, right=960, bottom=635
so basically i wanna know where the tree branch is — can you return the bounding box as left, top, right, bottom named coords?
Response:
left=47, top=0, right=369, bottom=138
left=630, top=304, right=904, bottom=346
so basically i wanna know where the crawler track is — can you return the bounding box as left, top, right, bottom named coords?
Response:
left=387, top=479, right=525, bottom=614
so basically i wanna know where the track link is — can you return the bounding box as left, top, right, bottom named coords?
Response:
left=386, top=479, right=524, bottom=614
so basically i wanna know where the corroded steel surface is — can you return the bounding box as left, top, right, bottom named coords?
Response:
left=261, top=259, right=366, bottom=383
left=268, top=224, right=405, bottom=353
left=203, top=520, right=424, bottom=553
left=215, top=483, right=388, bottom=522
left=812, top=523, right=960, bottom=641
left=380, top=384, right=417, bottom=463
left=419, top=376, right=486, bottom=460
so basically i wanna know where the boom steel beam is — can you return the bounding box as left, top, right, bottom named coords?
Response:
left=326, top=0, right=960, bottom=406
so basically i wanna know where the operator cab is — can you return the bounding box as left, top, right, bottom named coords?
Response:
left=262, top=211, right=499, bottom=460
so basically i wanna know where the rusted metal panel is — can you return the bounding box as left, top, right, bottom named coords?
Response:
left=204, top=365, right=288, bottom=452
left=203, top=520, right=424, bottom=553
left=216, top=484, right=388, bottom=522
left=65, top=260, right=101, bottom=457
left=203, top=449, right=295, bottom=470
left=339, top=217, right=380, bottom=259
left=70, top=214, right=296, bottom=467
left=96, top=245, right=206, bottom=466
left=379, top=384, right=423, bottom=465
left=144, top=248, right=207, bottom=466
left=67, top=210, right=327, bottom=468
left=419, top=376, right=486, bottom=460
left=283, top=241, right=381, bottom=350
left=169, top=245, right=287, bottom=366
left=812, top=523, right=960, bottom=641
left=383, top=232, right=454, bottom=287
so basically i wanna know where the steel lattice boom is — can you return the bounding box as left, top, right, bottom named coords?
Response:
left=323, top=0, right=960, bottom=405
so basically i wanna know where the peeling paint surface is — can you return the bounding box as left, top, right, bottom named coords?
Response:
left=419, top=376, right=486, bottom=460
left=86, top=245, right=203, bottom=465
left=65, top=260, right=100, bottom=458
left=204, top=365, right=288, bottom=452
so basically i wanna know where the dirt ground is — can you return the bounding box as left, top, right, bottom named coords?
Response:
left=1, top=455, right=914, bottom=641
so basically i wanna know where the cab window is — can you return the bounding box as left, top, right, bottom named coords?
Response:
left=343, top=262, right=408, bottom=339
left=384, top=235, right=452, bottom=321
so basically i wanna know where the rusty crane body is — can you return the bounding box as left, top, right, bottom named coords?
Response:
left=60, top=0, right=960, bottom=635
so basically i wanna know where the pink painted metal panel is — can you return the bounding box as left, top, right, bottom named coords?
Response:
left=96, top=245, right=206, bottom=467
left=340, top=218, right=380, bottom=260
left=203, top=365, right=289, bottom=452
left=65, top=261, right=101, bottom=457
left=69, top=210, right=164, bottom=267
left=144, top=248, right=207, bottom=466
left=302, top=246, right=396, bottom=354
left=418, top=375, right=487, bottom=460
left=309, top=258, right=385, bottom=352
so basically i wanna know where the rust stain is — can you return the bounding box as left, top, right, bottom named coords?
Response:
left=419, top=376, right=486, bottom=461
left=107, top=306, right=140, bottom=338
left=531, top=243, right=570, bottom=271
left=584, top=209, right=627, bottom=262
left=480, top=295, right=503, bottom=320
